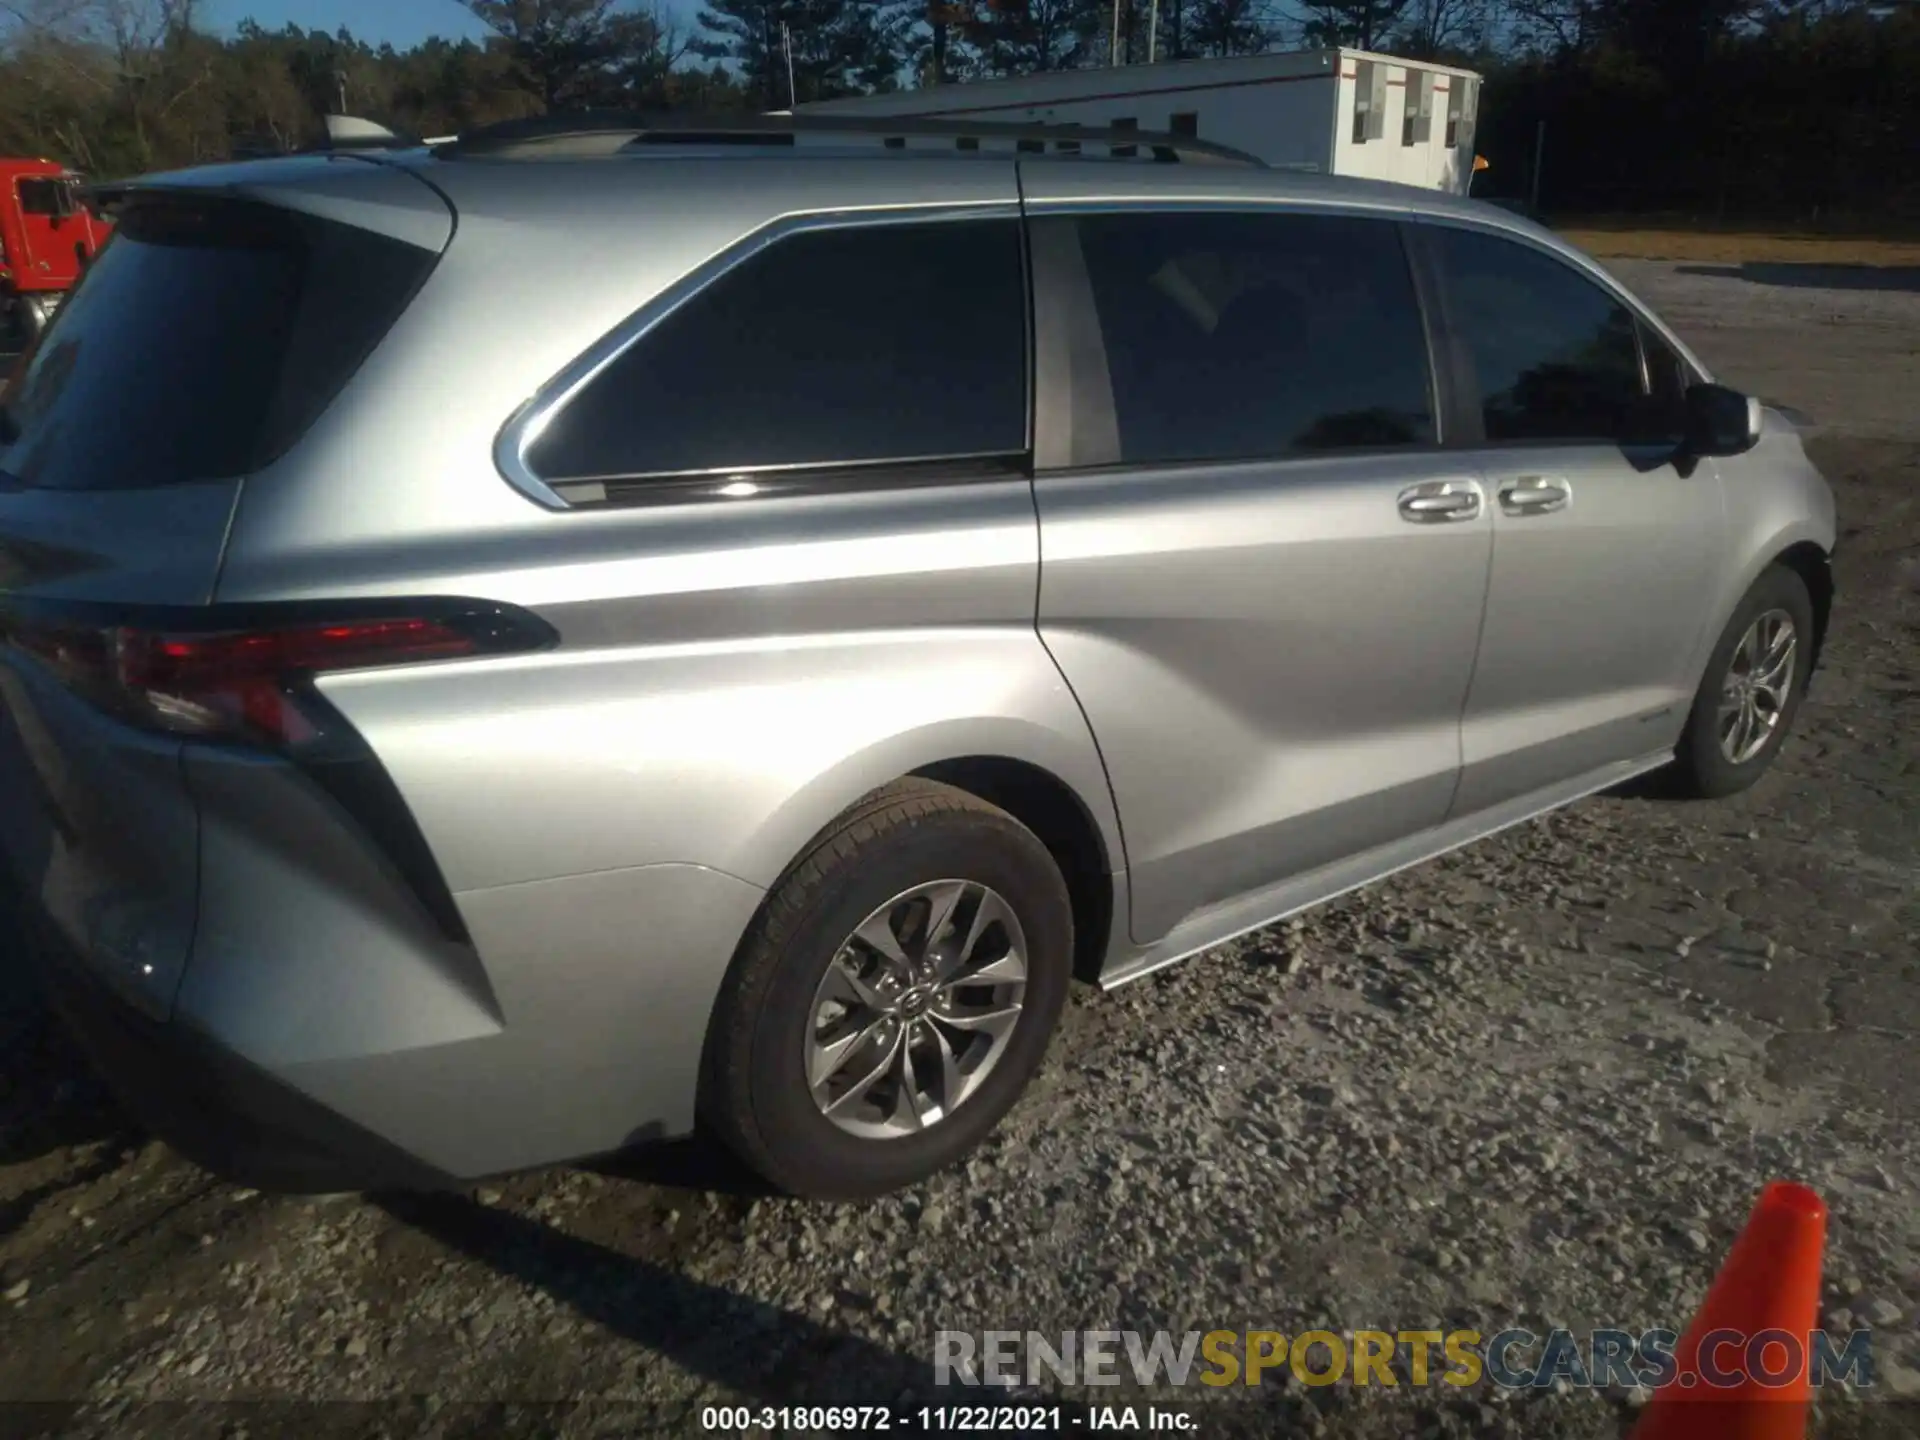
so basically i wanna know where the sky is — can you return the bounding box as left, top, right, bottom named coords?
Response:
left=202, top=0, right=495, bottom=49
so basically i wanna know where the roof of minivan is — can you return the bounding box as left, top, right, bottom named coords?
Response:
left=123, top=144, right=1561, bottom=256
left=414, top=147, right=1549, bottom=234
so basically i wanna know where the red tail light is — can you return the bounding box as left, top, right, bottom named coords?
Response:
left=117, top=617, right=482, bottom=744
left=5, top=601, right=553, bottom=748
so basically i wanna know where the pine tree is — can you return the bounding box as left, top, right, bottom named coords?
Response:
left=466, top=0, right=661, bottom=109
left=696, top=0, right=905, bottom=108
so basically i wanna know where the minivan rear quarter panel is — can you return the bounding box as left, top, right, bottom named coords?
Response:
left=191, top=155, right=1127, bottom=1174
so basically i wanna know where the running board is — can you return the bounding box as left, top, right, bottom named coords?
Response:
left=1098, top=749, right=1673, bottom=990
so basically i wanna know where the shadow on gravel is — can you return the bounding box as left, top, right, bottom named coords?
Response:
left=0, top=1147, right=129, bottom=1242
left=1676, top=261, right=1920, bottom=292
left=373, top=1190, right=1094, bottom=1429
left=363, top=1195, right=1452, bottom=1438
left=582, top=1132, right=778, bottom=1197
left=1601, top=769, right=1689, bottom=803
left=0, top=940, right=135, bottom=1170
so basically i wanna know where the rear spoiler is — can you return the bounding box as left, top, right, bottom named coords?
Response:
left=78, top=116, right=455, bottom=213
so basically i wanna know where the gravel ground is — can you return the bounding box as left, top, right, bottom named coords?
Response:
left=1, top=260, right=1917, bottom=1440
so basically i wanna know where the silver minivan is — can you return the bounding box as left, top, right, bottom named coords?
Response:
left=0, top=116, right=1835, bottom=1198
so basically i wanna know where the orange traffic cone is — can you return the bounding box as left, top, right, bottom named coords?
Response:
left=1631, top=1181, right=1827, bottom=1440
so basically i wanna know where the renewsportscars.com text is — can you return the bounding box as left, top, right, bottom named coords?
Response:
left=934, top=1327, right=1876, bottom=1391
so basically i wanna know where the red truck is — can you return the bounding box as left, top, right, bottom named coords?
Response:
left=1, top=157, right=112, bottom=351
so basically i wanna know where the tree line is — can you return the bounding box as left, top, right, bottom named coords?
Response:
left=0, top=0, right=1915, bottom=223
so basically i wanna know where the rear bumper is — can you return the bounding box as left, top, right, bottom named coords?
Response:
left=21, top=895, right=456, bottom=1193
left=4, top=661, right=769, bottom=1190
left=16, top=856, right=769, bottom=1192
left=12, top=851, right=768, bottom=1193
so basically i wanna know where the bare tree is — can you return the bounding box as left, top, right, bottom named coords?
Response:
left=1286, top=0, right=1407, bottom=47
left=2, top=0, right=194, bottom=51
left=1502, top=0, right=1605, bottom=51
left=1396, top=0, right=1490, bottom=54
left=0, top=0, right=204, bottom=167
left=1188, top=0, right=1276, bottom=54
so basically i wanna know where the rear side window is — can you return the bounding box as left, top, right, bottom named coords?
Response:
left=0, top=196, right=435, bottom=492
left=1069, top=209, right=1434, bottom=466
left=526, top=218, right=1027, bottom=482
left=1430, top=226, right=1646, bottom=444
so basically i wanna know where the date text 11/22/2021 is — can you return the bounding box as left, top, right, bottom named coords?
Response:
left=701, top=1405, right=1198, bottom=1432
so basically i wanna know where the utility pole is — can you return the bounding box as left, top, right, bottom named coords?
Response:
left=781, top=21, right=796, bottom=108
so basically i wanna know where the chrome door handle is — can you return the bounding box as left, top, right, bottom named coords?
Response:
left=1397, top=480, right=1482, bottom=523
left=1499, top=476, right=1572, bottom=515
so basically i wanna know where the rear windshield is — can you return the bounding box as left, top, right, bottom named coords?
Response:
left=0, top=194, right=436, bottom=491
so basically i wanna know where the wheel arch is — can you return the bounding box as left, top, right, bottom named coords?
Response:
left=1689, top=521, right=1834, bottom=695
left=1772, top=540, right=1834, bottom=675
left=911, top=755, right=1116, bottom=984
left=736, top=714, right=1125, bottom=910
left=725, top=717, right=1126, bottom=992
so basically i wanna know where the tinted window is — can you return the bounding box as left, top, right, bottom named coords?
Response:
left=1072, top=211, right=1434, bottom=466
left=1643, top=323, right=1691, bottom=406
left=1432, top=227, right=1645, bottom=443
left=0, top=196, right=435, bottom=491
left=527, top=219, right=1027, bottom=482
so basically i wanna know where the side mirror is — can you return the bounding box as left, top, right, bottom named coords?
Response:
left=1683, top=383, right=1763, bottom=457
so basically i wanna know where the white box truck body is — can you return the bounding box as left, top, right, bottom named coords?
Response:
left=794, top=48, right=1483, bottom=193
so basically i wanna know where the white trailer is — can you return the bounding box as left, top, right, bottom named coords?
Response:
left=795, top=47, right=1483, bottom=194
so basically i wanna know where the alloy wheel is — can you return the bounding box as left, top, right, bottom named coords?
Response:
left=1718, top=608, right=1797, bottom=765
left=805, top=879, right=1028, bottom=1140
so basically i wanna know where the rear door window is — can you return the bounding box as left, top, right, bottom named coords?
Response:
left=525, top=217, right=1028, bottom=483
left=0, top=195, right=436, bottom=491
left=1064, top=209, right=1435, bottom=466
left=1429, top=226, right=1648, bottom=444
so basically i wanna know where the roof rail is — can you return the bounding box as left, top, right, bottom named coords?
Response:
left=432, top=111, right=1264, bottom=167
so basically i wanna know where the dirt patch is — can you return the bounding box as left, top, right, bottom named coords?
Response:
left=1560, top=227, right=1920, bottom=268
left=1600, top=258, right=1920, bottom=443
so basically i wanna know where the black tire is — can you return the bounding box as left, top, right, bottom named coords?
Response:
left=0, top=296, right=26, bottom=356
left=17, top=294, right=50, bottom=344
left=701, top=779, right=1073, bottom=1200
left=1669, top=564, right=1815, bottom=799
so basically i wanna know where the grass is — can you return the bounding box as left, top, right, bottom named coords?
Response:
left=1553, top=220, right=1920, bottom=267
